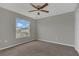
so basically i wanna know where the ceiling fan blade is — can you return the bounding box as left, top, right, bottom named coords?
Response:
left=40, top=3, right=48, bottom=9
left=30, top=3, right=38, bottom=9
left=28, top=10, right=38, bottom=12
left=40, top=10, right=49, bottom=13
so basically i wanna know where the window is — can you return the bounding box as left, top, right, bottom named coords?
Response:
left=16, top=18, right=30, bottom=39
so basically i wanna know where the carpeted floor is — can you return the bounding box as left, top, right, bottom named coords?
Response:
left=0, top=40, right=78, bottom=56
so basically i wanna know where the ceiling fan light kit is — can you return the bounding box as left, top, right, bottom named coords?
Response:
left=29, top=3, right=49, bottom=15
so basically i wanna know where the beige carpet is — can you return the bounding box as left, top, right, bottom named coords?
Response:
left=0, top=40, right=78, bottom=56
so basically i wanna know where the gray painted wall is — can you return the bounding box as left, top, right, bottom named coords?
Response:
left=75, top=9, right=79, bottom=53
left=0, top=7, right=36, bottom=49
left=37, top=12, right=75, bottom=46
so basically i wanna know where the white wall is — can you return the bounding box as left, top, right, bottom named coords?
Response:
left=75, top=8, right=79, bottom=53
left=37, top=12, right=75, bottom=46
left=0, top=7, right=37, bottom=49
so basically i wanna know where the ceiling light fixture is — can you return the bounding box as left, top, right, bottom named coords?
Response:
left=28, top=3, right=49, bottom=15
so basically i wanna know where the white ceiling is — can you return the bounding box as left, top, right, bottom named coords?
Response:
left=0, top=3, right=77, bottom=20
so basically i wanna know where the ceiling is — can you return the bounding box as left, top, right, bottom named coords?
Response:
left=0, top=3, right=77, bottom=20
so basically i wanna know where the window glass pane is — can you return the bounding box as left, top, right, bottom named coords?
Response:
left=16, top=18, right=30, bottom=39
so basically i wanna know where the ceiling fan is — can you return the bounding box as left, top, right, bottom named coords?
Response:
left=28, top=3, right=49, bottom=15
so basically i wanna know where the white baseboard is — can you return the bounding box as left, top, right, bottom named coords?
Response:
left=0, top=39, right=35, bottom=51
left=75, top=47, right=79, bottom=54
left=0, top=39, right=76, bottom=53
left=38, top=39, right=74, bottom=47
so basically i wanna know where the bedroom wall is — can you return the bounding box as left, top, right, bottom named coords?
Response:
left=37, top=12, right=75, bottom=46
left=75, top=8, right=79, bottom=53
left=0, top=7, right=37, bottom=49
